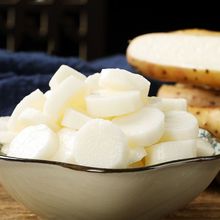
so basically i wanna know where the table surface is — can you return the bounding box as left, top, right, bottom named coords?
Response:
left=1, top=183, right=220, bottom=220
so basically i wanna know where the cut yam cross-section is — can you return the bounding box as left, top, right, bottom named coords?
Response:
left=127, top=31, right=220, bottom=89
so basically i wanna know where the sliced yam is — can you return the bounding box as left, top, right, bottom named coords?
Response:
left=99, top=68, right=150, bottom=100
left=145, top=139, right=197, bottom=166
left=0, top=117, right=13, bottom=146
left=157, top=83, right=220, bottom=139
left=72, top=119, right=129, bottom=168
left=0, top=117, right=10, bottom=131
left=0, top=131, right=16, bottom=144
left=49, top=65, right=86, bottom=89
left=86, top=90, right=143, bottom=118
left=52, top=128, right=77, bottom=163
left=127, top=32, right=220, bottom=88
left=112, top=107, right=164, bottom=147
left=128, top=146, right=147, bottom=165
left=7, top=124, right=59, bottom=160
left=44, top=76, right=85, bottom=123
left=44, top=90, right=52, bottom=99
left=147, top=96, right=187, bottom=112
left=85, top=73, right=100, bottom=94
left=17, top=108, right=59, bottom=131
left=188, top=106, right=220, bottom=139
left=61, top=108, right=91, bottom=130
left=158, top=84, right=220, bottom=107
left=8, top=89, right=46, bottom=131
left=161, top=111, right=199, bottom=142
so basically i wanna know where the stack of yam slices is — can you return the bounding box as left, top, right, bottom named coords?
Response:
left=127, top=29, right=220, bottom=139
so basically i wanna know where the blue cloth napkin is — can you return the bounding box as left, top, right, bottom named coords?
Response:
left=0, top=50, right=162, bottom=116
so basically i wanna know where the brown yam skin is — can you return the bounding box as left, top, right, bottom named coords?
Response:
left=188, top=106, right=220, bottom=139
left=127, top=54, right=220, bottom=89
left=157, top=84, right=220, bottom=107
left=172, top=28, right=220, bottom=36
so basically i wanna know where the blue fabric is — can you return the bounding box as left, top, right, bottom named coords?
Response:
left=0, top=50, right=162, bottom=116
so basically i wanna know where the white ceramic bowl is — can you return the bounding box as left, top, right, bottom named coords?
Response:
left=0, top=131, right=220, bottom=220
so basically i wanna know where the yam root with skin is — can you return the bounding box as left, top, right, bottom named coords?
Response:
left=127, top=29, right=220, bottom=89
left=158, top=84, right=220, bottom=107
left=188, top=106, right=220, bottom=139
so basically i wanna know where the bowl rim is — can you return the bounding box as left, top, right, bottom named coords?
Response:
left=0, top=154, right=220, bottom=174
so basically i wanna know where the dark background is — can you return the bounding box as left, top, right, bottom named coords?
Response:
left=0, top=0, right=220, bottom=60
left=106, top=1, right=220, bottom=56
